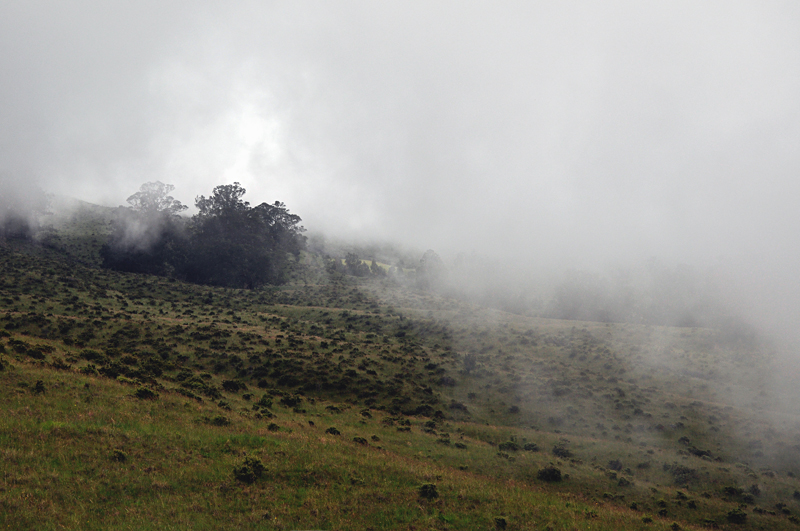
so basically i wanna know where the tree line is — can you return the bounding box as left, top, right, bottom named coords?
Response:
left=101, top=182, right=306, bottom=289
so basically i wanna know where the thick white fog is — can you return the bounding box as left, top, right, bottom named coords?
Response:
left=2, top=1, right=800, bottom=346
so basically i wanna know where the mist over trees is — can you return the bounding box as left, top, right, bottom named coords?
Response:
left=101, top=182, right=188, bottom=277
left=0, top=176, right=48, bottom=240
left=101, top=182, right=306, bottom=288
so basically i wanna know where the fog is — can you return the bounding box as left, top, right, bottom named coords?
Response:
left=2, top=2, right=800, bottom=349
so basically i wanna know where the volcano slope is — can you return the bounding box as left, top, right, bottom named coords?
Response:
left=1, top=227, right=799, bottom=530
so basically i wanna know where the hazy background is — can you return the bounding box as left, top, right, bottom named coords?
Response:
left=2, top=1, right=800, bottom=346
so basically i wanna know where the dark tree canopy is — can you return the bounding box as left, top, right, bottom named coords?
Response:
left=102, top=181, right=305, bottom=288
left=185, top=184, right=305, bottom=288
left=195, top=182, right=249, bottom=219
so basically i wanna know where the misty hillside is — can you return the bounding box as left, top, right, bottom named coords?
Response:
left=2, top=204, right=800, bottom=530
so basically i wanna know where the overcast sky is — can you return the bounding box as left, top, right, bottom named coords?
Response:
left=3, top=1, right=800, bottom=334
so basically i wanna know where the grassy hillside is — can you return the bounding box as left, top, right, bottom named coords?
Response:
left=1, top=208, right=800, bottom=530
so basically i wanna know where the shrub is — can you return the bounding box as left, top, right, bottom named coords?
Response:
left=110, top=449, right=128, bottom=462
left=353, top=437, right=368, bottom=445
left=523, top=443, right=539, bottom=452
left=232, top=456, right=266, bottom=484
left=537, top=466, right=562, bottom=482
left=726, top=508, right=747, bottom=524
left=255, top=395, right=273, bottom=408
left=608, top=459, right=623, bottom=471
left=552, top=443, right=572, bottom=458
left=494, top=516, right=507, bottom=529
left=325, top=427, right=341, bottom=435
left=267, top=423, right=280, bottom=432
left=664, top=463, right=698, bottom=485
left=498, top=441, right=519, bottom=452
left=134, top=387, right=158, bottom=400
left=210, top=415, right=230, bottom=426
left=80, top=364, right=98, bottom=375
left=279, top=394, right=302, bottom=407
left=418, top=483, right=438, bottom=500
left=222, top=379, right=244, bottom=392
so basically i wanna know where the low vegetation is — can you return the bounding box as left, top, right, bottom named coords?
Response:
left=1, top=202, right=800, bottom=529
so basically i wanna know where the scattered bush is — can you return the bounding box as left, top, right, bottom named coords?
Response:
left=663, top=463, right=698, bottom=485
left=110, top=449, right=128, bottom=462
left=232, top=456, right=266, bottom=484
left=494, top=516, right=507, bottom=529
left=80, top=364, right=98, bottom=375
left=325, top=427, right=341, bottom=435
left=279, top=394, right=302, bottom=407
left=552, top=443, right=572, bottom=458
left=523, top=443, right=539, bottom=452
left=726, top=508, right=747, bottom=524
left=221, top=379, right=245, bottom=392
left=418, top=483, right=438, bottom=500
left=537, top=466, right=562, bottom=482
left=353, top=437, right=368, bottom=445
left=33, top=380, right=46, bottom=394
left=210, top=415, right=230, bottom=426
left=267, top=423, right=280, bottom=432
left=498, top=441, right=519, bottom=452
left=134, top=387, right=158, bottom=400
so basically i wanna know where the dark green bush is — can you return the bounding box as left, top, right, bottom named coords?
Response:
left=134, top=387, right=158, bottom=400
left=232, top=456, right=266, bottom=484
left=279, top=394, right=302, bottom=407
left=418, top=483, right=438, bottom=500
left=80, top=364, right=98, bottom=375
left=210, top=415, right=230, bottom=426
left=523, top=443, right=539, bottom=452
left=222, top=379, right=244, bottom=392
left=726, top=508, right=747, bottom=524
left=110, top=449, right=128, bottom=462
left=537, top=466, right=562, bottom=482
left=552, top=443, right=572, bottom=458
left=498, top=441, right=519, bottom=452
left=325, top=427, right=341, bottom=435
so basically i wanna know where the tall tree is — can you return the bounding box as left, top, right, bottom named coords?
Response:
left=185, top=183, right=306, bottom=288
